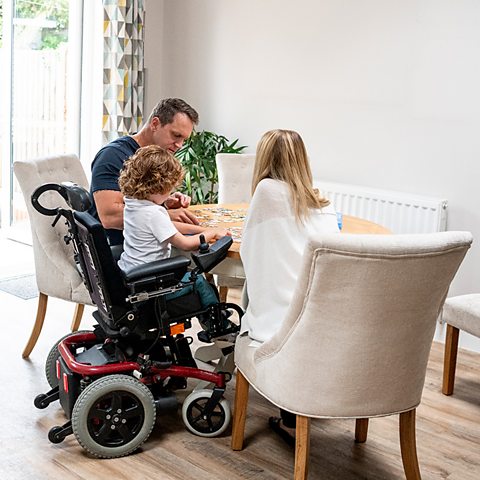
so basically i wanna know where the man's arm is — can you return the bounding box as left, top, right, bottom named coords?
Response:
left=94, top=189, right=199, bottom=230
left=168, top=208, right=200, bottom=225
left=172, top=222, right=205, bottom=234
left=93, top=190, right=125, bottom=230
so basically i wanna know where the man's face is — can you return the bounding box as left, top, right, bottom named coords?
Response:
left=151, top=113, right=194, bottom=153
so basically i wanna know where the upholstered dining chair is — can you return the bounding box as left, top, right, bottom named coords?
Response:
left=215, top=153, right=255, bottom=302
left=14, top=154, right=93, bottom=358
left=441, top=294, right=480, bottom=395
left=231, top=231, right=472, bottom=480
left=216, top=153, right=255, bottom=205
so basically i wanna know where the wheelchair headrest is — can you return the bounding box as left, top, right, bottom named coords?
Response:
left=31, top=182, right=92, bottom=216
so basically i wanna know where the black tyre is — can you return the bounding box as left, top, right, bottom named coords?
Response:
left=71, top=375, right=156, bottom=458
left=45, top=330, right=92, bottom=388
left=48, top=426, right=66, bottom=444
left=34, top=393, right=49, bottom=409
left=181, top=389, right=231, bottom=437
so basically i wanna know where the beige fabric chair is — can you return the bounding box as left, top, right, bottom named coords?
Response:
left=215, top=153, right=255, bottom=301
left=231, top=231, right=472, bottom=480
left=217, top=153, right=255, bottom=205
left=441, top=294, right=480, bottom=395
left=13, top=154, right=93, bottom=358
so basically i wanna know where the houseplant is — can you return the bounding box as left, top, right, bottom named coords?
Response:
left=175, top=130, right=247, bottom=204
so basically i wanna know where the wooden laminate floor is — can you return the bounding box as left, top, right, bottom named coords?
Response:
left=0, top=287, right=479, bottom=480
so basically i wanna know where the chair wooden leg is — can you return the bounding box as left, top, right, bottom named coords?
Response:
left=219, top=286, right=229, bottom=303
left=71, top=303, right=84, bottom=331
left=22, top=292, right=48, bottom=359
left=231, top=370, right=250, bottom=451
left=355, top=418, right=369, bottom=443
left=294, top=415, right=310, bottom=480
left=399, top=409, right=421, bottom=480
left=442, top=324, right=459, bottom=395
left=204, top=273, right=214, bottom=283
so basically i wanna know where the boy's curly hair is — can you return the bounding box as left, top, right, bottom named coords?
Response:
left=119, top=145, right=184, bottom=200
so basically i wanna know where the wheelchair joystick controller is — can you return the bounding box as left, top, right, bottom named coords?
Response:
left=198, top=234, right=210, bottom=254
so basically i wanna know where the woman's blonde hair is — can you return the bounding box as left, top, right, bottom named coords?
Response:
left=119, top=145, right=184, bottom=200
left=252, top=129, right=329, bottom=222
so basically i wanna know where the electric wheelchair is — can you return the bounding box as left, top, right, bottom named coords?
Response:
left=32, top=182, right=243, bottom=458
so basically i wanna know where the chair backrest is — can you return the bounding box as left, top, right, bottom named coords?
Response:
left=13, top=154, right=92, bottom=304
left=216, top=153, right=255, bottom=203
left=72, top=211, right=129, bottom=323
left=254, top=231, right=472, bottom=418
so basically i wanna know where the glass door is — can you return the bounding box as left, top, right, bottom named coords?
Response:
left=0, top=0, right=82, bottom=239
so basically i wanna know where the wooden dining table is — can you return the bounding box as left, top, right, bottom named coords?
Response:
left=189, top=203, right=390, bottom=262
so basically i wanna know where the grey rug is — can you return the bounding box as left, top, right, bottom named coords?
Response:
left=0, top=274, right=38, bottom=300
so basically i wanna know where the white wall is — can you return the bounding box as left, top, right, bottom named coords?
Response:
left=144, top=0, right=165, bottom=114
left=144, top=0, right=480, bottom=351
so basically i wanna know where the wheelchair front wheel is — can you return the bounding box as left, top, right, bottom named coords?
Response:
left=182, top=389, right=231, bottom=437
left=45, top=330, right=92, bottom=388
left=71, top=374, right=156, bottom=458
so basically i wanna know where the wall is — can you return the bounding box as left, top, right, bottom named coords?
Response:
left=144, top=0, right=165, bottom=113
left=144, top=0, right=480, bottom=351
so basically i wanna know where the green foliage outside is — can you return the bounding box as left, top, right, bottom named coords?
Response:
left=0, top=0, right=69, bottom=49
left=175, top=130, right=247, bottom=205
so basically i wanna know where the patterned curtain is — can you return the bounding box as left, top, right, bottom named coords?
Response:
left=102, top=0, right=145, bottom=144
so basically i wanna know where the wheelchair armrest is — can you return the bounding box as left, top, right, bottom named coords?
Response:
left=110, top=244, right=124, bottom=263
left=123, top=256, right=191, bottom=283
left=191, top=235, right=233, bottom=273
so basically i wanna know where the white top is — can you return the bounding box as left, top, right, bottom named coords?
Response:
left=118, top=197, right=177, bottom=272
left=240, top=178, right=340, bottom=343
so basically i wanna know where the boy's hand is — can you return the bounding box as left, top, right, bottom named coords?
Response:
left=211, top=227, right=231, bottom=239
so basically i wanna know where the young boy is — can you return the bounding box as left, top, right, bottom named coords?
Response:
left=117, top=145, right=230, bottom=308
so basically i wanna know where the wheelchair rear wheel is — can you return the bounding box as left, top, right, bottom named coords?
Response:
left=182, top=389, right=231, bottom=437
left=45, top=330, right=93, bottom=388
left=71, top=374, right=156, bottom=458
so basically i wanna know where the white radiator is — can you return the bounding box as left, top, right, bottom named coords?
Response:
left=315, top=181, right=448, bottom=234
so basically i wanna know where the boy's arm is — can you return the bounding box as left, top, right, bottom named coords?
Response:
left=168, top=228, right=230, bottom=251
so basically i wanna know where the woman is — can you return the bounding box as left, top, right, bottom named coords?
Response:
left=240, top=129, right=340, bottom=440
left=241, top=129, right=339, bottom=341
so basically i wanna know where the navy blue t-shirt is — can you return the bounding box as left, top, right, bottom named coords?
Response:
left=89, top=136, right=140, bottom=246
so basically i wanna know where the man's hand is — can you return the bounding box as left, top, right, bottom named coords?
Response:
left=164, top=192, right=191, bottom=209
left=168, top=208, right=200, bottom=225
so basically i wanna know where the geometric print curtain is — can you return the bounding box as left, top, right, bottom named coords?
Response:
left=102, top=0, right=145, bottom=144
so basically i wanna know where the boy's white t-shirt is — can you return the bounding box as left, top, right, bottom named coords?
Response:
left=118, top=197, right=177, bottom=272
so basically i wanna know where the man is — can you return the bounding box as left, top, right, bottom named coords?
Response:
left=89, top=98, right=200, bottom=245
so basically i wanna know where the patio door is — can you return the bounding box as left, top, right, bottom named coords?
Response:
left=0, top=0, right=83, bottom=237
